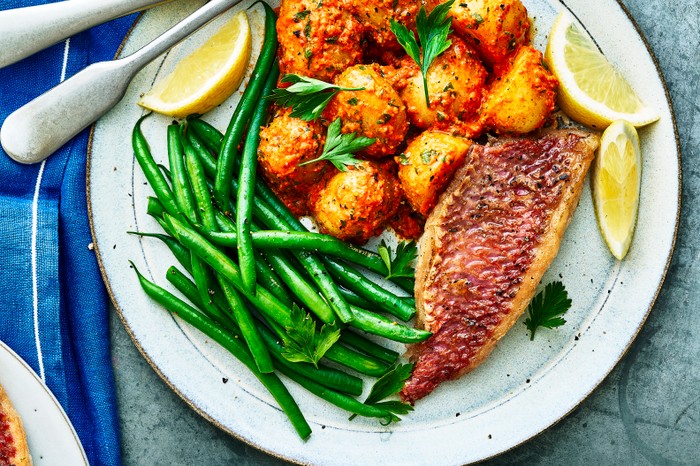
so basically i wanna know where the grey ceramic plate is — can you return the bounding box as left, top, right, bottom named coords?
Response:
left=88, top=0, right=680, bottom=464
left=0, top=340, right=88, bottom=465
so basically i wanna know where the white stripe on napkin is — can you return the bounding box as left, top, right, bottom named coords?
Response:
left=60, top=38, right=71, bottom=82
left=32, top=160, right=46, bottom=382
left=32, top=38, right=72, bottom=382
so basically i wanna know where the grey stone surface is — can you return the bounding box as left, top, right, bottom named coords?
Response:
left=111, top=0, right=700, bottom=464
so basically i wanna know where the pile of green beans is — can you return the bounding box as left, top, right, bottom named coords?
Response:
left=128, top=2, right=428, bottom=439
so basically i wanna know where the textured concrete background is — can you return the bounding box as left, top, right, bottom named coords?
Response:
left=110, top=0, right=700, bottom=464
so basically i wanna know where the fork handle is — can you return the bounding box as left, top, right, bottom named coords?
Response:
left=0, top=0, right=169, bottom=69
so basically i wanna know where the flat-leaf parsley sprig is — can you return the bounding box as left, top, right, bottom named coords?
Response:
left=390, top=0, right=455, bottom=108
left=350, top=363, right=414, bottom=424
left=281, top=304, right=341, bottom=367
left=299, top=118, right=375, bottom=171
left=524, top=281, right=572, bottom=340
left=267, top=74, right=364, bottom=121
left=377, top=239, right=418, bottom=280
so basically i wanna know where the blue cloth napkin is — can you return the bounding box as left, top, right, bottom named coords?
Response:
left=0, top=3, right=136, bottom=465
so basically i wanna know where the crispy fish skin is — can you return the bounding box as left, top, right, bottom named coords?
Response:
left=401, top=129, right=598, bottom=404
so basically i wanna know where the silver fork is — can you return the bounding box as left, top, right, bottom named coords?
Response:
left=1, top=0, right=242, bottom=165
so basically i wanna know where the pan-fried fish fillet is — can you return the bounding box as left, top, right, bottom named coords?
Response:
left=401, top=129, right=598, bottom=403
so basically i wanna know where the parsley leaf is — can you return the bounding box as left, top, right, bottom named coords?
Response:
left=350, top=363, right=414, bottom=423
left=524, top=281, right=572, bottom=341
left=377, top=239, right=418, bottom=279
left=281, top=304, right=340, bottom=367
left=390, top=0, right=455, bottom=108
left=299, top=118, right=375, bottom=171
left=266, top=74, right=364, bottom=121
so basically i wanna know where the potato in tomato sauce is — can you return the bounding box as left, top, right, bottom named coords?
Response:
left=257, top=108, right=329, bottom=215
left=324, top=64, right=408, bottom=158
left=277, top=0, right=364, bottom=82
left=393, top=36, right=487, bottom=135
left=397, top=130, right=473, bottom=217
left=309, top=161, right=401, bottom=244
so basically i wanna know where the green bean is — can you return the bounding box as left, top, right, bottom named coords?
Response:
left=128, top=231, right=192, bottom=273
left=181, top=128, right=217, bottom=231
left=165, top=266, right=236, bottom=331
left=237, top=61, right=280, bottom=294
left=214, top=2, right=277, bottom=210
left=338, top=331, right=399, bottom=365
left=349, top=306, right=431, bottom=344
left=201, top=230, right=388, bottom=276
left=217, top=276, right=273, bottom=373
left=337, top=287, right=373, bottom=309
left=167, top=123, right=198, bottom=223
left=190, top=255, right=223, bottom=330
left=146, top=196, right=165, bottom=218
left=131, top=264, right=311, bottom=439
left=164, top=213, right=295, bottom=329
left=324, top=258, right=416, bottom=322
left=132, top=114, right=181, bottom=219
left=278, top=367, right=393, bottom=421
left=256, top=325, right=363, bottom=396
left=186, top=118, right=222, bottom=154
left=214, top=211, right=295, bottom=305
left=323, top=344, right=389, bottom=377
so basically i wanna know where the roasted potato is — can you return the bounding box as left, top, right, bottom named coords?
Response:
left=258, top=108, right=328, bottom=198
left=343, top=0, right=420, bottom=50
left=277, top=0, right=364, bottom=82
left=397, top=130, right=472, bottom=216
left=397, top=36, right=487, bottom=133
left=309, top=161, right=401, bottom=243
left=480, top=45, right=559, bottom=134
left=435, top=0, right=530, bottom=67
left=324, top=64, right=408, bottom=158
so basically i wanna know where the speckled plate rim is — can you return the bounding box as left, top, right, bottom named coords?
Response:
left=87, top=0, right=681, bottom=464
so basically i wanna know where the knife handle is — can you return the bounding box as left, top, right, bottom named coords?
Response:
left=0, top=0, right=170, bottom=69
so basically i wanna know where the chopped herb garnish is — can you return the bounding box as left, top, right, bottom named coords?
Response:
left=267, top=74, right=365, bottom=121
left=347, top=97, right=359, bottom=105
left=524, top=281, right=572, bottom=340
left=293, top=10, right=311, bottom=22
left=421, top=148, right=439, bottom=164
left=377, top=113, right=392, bottom=124
left=299, top=118, right=375, bottom=171
left=390, top=0, right=455, bottom=108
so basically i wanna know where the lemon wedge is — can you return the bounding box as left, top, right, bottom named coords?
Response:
left=545, top=12, right=659, bottom=129
left=138, top=10, right=252, bottom=118
left=592, top=120, right=641, bottom=260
